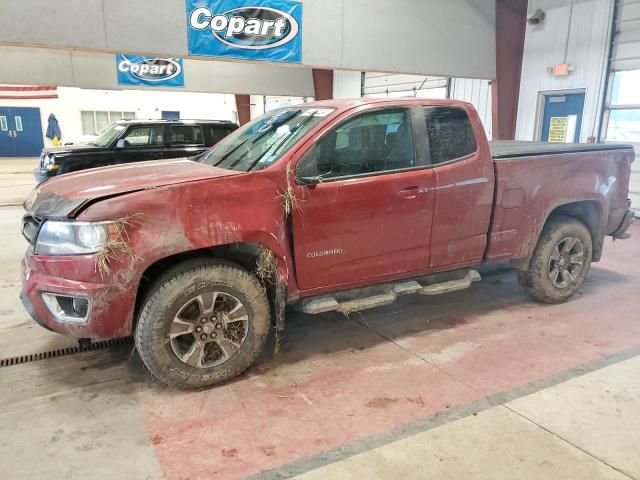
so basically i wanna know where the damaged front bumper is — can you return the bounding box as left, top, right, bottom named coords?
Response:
left=20, top=254, right=137, bottom=339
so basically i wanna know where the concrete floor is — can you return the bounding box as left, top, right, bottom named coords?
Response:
left=0, top=157, right=38, bottom=207
left=0, top=158, right=639, bottom=479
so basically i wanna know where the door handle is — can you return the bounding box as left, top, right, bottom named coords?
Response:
left=398, top=186, right=420, bottom=199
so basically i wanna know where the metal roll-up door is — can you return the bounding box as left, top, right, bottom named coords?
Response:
left=363, top=73, right=448, bottom=98
left=611, top=1, right=640, bottom=71
left=609, top=1, right=640, bottom=213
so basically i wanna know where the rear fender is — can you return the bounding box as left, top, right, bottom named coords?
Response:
left=511, top=198, right=606, bottom=270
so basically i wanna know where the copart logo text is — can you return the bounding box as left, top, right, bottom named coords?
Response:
left=117, top=57, right=182, bottom=82
left=189, top=6, right=299, bottom=49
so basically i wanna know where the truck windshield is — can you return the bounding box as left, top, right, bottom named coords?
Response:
left=200, top=107, right=334, bottom=172
left=90, top=124, right=127, bottom=147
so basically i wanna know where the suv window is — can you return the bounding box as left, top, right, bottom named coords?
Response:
left=203, top=125, right=234, bottom=146
left=123, top=126, right=165, bottom=146
left=298, top=109, right=415, bottom=179
left=171, top=125, right=204, bottom=146
left=424, top=107, right=477, bottom=164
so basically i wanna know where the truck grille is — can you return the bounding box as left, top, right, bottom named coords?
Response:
left=22, top=215, right=44, bottom=245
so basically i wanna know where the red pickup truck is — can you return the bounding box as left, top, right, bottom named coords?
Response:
left=20, top=98, right=635, bottom=388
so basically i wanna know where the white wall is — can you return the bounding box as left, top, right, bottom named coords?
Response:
left=249, top=95, right=266, bottom=120
left=515, top=0, right=614, bottom=142
left=333, top=71, right=362, bottom=99
left=450, top=78, right=493, bottom=139
left=0, top=87, right=236, bottom=148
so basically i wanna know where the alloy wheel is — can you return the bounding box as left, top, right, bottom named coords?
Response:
left=169, top=291, right=249, bottom=368
left=548, top=236, right=586, bottom=289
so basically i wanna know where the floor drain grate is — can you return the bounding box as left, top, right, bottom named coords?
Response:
left=0, top=337, right=133, bottom=368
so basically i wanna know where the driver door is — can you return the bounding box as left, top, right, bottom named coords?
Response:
left=292, top=107, right=436, bottom=292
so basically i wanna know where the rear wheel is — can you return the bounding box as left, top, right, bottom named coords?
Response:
left=135, top=261, right=270, bottom=389
left=517, top=216, right=592, bottom=304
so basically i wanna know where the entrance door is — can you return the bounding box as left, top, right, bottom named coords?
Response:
left=0, top=107, right=13, bottom=156
left=540, top=92, right=585, bottom=143
left=10, top=107, right=44, bottom=156
left=0, top=107, right=44, bottom=157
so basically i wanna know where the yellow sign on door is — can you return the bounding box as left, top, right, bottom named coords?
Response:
left=548, top=116, right=568, bottom=143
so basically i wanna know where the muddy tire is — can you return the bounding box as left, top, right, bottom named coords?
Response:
left=517, top=216, right=593, bottom=304
left=135, top=260, right=270, bottom=389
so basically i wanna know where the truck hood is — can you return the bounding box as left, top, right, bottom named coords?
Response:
left=24, top=159, right=242, bottom=218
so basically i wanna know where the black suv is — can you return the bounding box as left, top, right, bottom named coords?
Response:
left=35, top=119, right=238, bottom=183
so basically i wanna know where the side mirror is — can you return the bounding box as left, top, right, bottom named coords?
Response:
left=115, top=139, right=128, bottom=150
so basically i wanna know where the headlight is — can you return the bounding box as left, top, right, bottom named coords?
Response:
left=43, top=154, right=57, bottom=171
left=35, top=221, right=112, bottom=256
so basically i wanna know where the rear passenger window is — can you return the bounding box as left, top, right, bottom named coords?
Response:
left=171, top=125, right=204, bottom=146
left=424, top=107, right=477, bottom=164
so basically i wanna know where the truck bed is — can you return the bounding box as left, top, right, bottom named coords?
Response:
left=485, top=140, right=634, bottom=264
left=490, top=140, right=633, bottom=160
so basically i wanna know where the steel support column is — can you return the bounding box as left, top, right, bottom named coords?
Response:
left=492, top=0, right=527, bottom=140
left=312, top=69, right=334, bottom=101
left=235, top=94, right=251, bottom=126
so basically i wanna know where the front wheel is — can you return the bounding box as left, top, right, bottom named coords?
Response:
left=517, top=216, right=593, bottom=304
left=135, top=261, right=271, bottom=389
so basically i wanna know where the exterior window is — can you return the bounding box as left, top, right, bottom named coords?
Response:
left=605, top=71, right=640, bottom=142
left=424, top=107, right=477, bottom=164
left=606, top=110, right=640, bottom=142
left=95, top=112, right=109, bottom=132
left=80, top=111, right=136, bottom=135
left=170, top=125, right=203, bottom=145
left=299, top=109, right=415, bottom=179
left=123, top=126, right=165, bottom=146
left=81, top=111, right=94, bottom=135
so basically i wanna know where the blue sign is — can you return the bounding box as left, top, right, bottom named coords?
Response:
left=186, top=0, right=302, bottom=64
left=116, top=55, right=185, bottom=87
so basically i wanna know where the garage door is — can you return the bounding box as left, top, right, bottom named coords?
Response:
left=606, top=0, right=640, bottom=214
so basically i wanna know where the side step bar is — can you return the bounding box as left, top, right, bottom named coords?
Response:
left=298, top=270, right=481, bottom=315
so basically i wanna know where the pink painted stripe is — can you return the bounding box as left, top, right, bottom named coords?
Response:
left=0, top=85, right=57, bottom=91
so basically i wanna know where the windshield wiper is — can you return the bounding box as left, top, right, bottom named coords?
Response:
left=246, top=111, right=318, bottom=172
left=215, top=109, right=302, bottom=168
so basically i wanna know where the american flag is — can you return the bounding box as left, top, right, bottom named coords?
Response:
left=0, top=85, right=58, bottom=100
